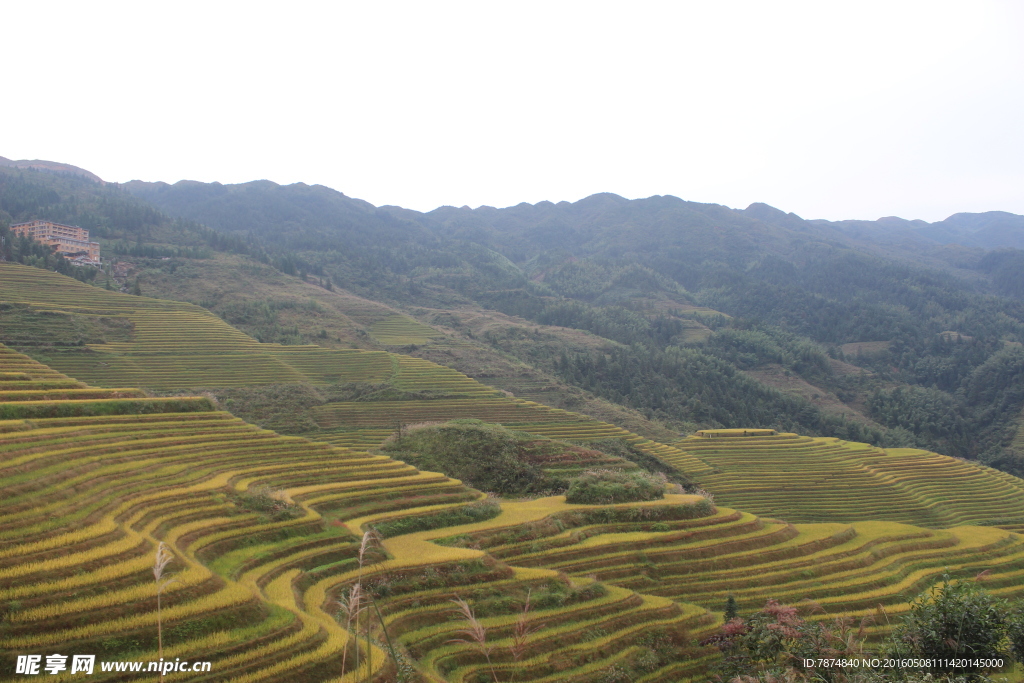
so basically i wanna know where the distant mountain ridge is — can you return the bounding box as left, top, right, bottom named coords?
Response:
left=792, top=210, right=1024, bottom=252
left=1, top=153, right=1017, bottom=251
left=0, top=156, right=103, bottom=183
left=125, top=175, right=1024, bottom=254
left=932, top=212, right=1024, bottom=250
left=122, top=178, right=430, bottom=247
left=8, top=160, right=1024, bottom=480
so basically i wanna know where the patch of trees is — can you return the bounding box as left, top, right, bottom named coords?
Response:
left=380, top=420, right=567, bottom=495
left=710, top=575, right=1024, bottom=682
left=483, top=290, right=695, bottom=349
left=555, top=343, right=887, bottom=444
left=867, top=347, right=1024, bottom=468
left=0, top=226, right=99, bottom=282
left=43, top=174, right=1024, bottom=473
left=109, top=241, right=212, bottom=259
left=564, top=469, right=666, bottom=504
left=978, top=248, right=1024, bottom=299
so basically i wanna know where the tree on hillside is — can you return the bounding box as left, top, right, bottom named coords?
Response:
left=705, top=577, right=1024, bottom=682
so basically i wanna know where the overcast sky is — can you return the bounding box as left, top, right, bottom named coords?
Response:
left=4, top=1, right=1022, bottom=222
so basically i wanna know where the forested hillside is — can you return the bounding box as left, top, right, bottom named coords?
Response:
left=5, top=264, right=1024, bottom=682
left=6, top=161, right=1024, bottom=681
left=124, top=177, right=1024, bottom=473
left=5, top=165, right=1024, bottom=477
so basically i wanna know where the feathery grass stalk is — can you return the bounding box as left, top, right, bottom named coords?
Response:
left=356, top=530, right=380, bottom=682
left=338, top=583, right=364, bottom=680
left=510, top=589, right=537, bottom=662
left=449, top=597, right=499, bottom=683
left=152, top=542, right=175, bottom=674
left=357, top=530, right=381, bottom=576
left=509, top=589, right=542, bottom=682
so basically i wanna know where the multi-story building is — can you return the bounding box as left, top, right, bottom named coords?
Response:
left=10, top=220, right=100, bottom=265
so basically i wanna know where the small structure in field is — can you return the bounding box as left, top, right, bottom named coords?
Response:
left=696, top=428, right=777, bottom=438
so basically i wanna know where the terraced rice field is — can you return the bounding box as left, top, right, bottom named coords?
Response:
left=8, top=343, right=1024, bottom=681
left=451, top=501, right=1024, bottom=645
left=0, top=344, right=117, bottom=395
left=9, top=264, right=1024, bottom=681
left=312, top=428, right=398, bottom=451
left=308, top=397, right=715, bottom=477
left=343, top=495, right=725, bottom=682
left=0, top=348, right=193, bottom=411
left=0, top=348, right=726, bottom=681
left=0, top=350, right=475, bottom=681
left=669, top=431, right=1024, bottom=531
left=0, top=263, right=397, bottom=389
left=369, top=315, right=442, bottom=345
left=391, top=356, right=500, bottom=396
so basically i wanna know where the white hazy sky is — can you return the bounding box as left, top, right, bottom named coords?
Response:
left=4, top=1, right=1023, bottom=222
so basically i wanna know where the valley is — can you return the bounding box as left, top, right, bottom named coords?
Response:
left=4, top=163, right=1024, bottom=681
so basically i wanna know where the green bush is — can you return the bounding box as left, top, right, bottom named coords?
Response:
left=886, top=574, right=1013, bottom=679
left=0, top=396, right=213, bottom=419
left=580, top=438, right=694, bottom=488
left=230, top=485, right=304, bottom=522
left=565, top=469, right=666, bottom=505
left=371, top=499, right=501, bottom=538
left=380, top=419, right=561, bottom=495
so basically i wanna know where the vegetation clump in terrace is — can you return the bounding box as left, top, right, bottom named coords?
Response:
left=886, top=574, right=1024, bottom=680
left=581, top=437, right=695, bottom=489
left=371, top=499, right=501, bottom=538
left=706, top=576, right=1024, bottom=682
left=564, top=468, right=667, bottom=504
left=381, top=419, right=597, bottom=495
left=229, top=485, right=303, bottom=522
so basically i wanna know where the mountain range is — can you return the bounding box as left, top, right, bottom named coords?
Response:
left=3, top=156, right=1024, bottom=479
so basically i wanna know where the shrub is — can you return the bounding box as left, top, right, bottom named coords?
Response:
left=886, top=574, right=1012, bottom=679
left=705, top=599, right=872, bottom=682
left=230, top=486, right=304, bottom=522
left=1010, top=601, right=1024, bottom=663
left=565, top=469, right=666, bottom=504
left=0, top=396, right=212, bottom=419
left=381, top=419, right=561, bottom=495
left=581, top=438, right=694, bottom=488
left=372, top=500, right=501, bottom=538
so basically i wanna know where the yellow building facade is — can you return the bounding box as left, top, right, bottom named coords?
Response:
left=10, top=220, right=100, bottom=264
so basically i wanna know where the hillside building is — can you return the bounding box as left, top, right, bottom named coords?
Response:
left=10, top=220, right=100, bottom=265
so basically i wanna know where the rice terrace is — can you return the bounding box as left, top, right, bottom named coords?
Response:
left=3, top=256, right=1024, bottom=683
left=10, top=0, right=1024, bottom=676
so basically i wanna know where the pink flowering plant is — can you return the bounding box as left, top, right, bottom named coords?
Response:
left=704, top=599, right=871, bottom=683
